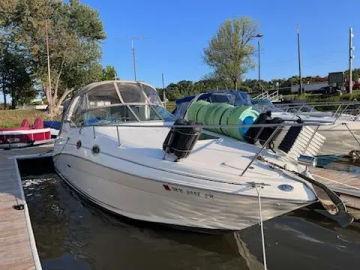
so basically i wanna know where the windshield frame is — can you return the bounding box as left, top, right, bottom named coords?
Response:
left=66, top=81, right=171, bottom=127
left=72, top=103, right=172, bottom=127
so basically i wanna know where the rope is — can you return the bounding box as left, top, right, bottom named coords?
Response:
left=256, top=185, right=268, bottom=270
left=246, top=182, right=268, bottom=270
left=343, top=123, right=360, bottom=147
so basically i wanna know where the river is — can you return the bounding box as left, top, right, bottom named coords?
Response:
left=23, top=174, right=360, bottom=270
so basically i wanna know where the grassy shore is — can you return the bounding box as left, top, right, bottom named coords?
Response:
left=0, top=109, right=51, bottom=128
left=282, top=90, right=360, bottom=103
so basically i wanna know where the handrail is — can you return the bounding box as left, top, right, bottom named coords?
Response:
left=70, top=119, right=359, bottom=183
left=276, top=101, right=360, bottom=106
left=274, top=101, right=360, bottom=121
left=253, top=89, right=280, bottom=102
left=75, top=121, right=339, bottom=129
left=241, top=126, right=281, bottom=176
left=73, top=122, right=360, bottom=134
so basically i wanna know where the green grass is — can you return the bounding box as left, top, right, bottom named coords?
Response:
left=0, top=109, right=52, bottom=128
left=0, top=103, right=175, bottom=129
left=280, top=91, right=360, bottom=112
left=282, top=90, right=360, bottom=103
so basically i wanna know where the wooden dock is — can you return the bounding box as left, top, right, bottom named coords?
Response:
left=0, top=145, right=52, bottom=270
left=310, top=167, right=360, bottom=219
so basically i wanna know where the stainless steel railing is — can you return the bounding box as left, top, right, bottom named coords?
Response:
left=72, top=120, right=360, bottom=177
left=274, top=101, right=360, bottom=121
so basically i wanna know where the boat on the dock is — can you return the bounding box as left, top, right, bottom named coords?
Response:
left=174, top=91, right=360, bottom=128
left=53, top=81, right=350, bottom=231
left=174, top=92, right=360, bottom=153
left=44, top=120, right=62, bottom=138
left=271, top=100, right=360, bottom=131
left=0, top=118, right=52, bottom=149
left=260, top=99, right=360, bottom=152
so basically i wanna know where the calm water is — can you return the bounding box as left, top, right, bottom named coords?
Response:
left=23, top=174, right=360, bottom=270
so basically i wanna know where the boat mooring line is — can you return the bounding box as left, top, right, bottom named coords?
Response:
left=343, top=123, right=360, bottom=147
left=249, top=182, right=268, bottom=270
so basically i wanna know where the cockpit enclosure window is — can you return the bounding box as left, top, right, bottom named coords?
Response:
left=142, top=84, right=163, bottom=105
left=116, top=82, right=162, bottom=105
left=117, top=83, right=146, bottom=103
left=69, top=81, right=174, bottom=126
left=87, top=83, right=121, bottom=108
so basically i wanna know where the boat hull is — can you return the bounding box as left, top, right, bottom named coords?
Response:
left=54, top=153, right=311, bottom=231
left=0, top=128, right=52, bottom=149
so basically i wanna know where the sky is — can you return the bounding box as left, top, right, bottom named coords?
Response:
left=78, top=0, right=358, bottom=87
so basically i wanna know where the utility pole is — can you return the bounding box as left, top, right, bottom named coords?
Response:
left=254, top=33, right=263, bottom=92
left=130, top=36, right=144, bottom=81
left=161, top=73, right=166, bottom=107
left=131, top=39, right=137, bottom=81
left=258, top=39, right=261, bottom=82
left=297, top=27, right=303, bottom=95
left=349, top=27, right=354, bottom=94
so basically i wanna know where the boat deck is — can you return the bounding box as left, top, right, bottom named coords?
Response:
left=0, top=145, right=52, bottom=270
left=310, top=167, right=360, bottom=219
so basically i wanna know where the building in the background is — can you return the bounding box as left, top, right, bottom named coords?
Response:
left=328, top=72, right=346, bottom=91
left=291, top=81, right=328, bottom=93
left=291, top=71, right=360, bottom=94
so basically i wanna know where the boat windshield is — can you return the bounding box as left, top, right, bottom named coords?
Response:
left=70, top=81, right=174, bottom=126
left=252, top=99, right=283, bottom=113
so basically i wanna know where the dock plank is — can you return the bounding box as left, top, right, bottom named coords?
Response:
left=310, top=167, right=360, bottom=219
left=0, top=146, right=51, bottom=270
left=310, top=167, right=360, bottom=195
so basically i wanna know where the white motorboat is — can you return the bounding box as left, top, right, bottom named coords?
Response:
left=270, top=101, right=360, bottom=152
left=174, top=92, right=360, bottom=153
left=54, top=81, right=346, bottom=231
left=272, top=101, right=360, bottom=129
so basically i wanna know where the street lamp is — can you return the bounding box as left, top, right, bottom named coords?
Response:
left=254, top=33, right=263, bottom=91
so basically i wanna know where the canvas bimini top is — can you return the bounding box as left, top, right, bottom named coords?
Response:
left=65, top=80, right=174, bottom=126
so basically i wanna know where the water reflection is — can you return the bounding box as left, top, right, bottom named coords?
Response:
left=23, top=174, right=360, bottom=270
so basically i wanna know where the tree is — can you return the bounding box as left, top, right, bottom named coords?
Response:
left=0, top=40, right=35, bottom=109
left=204, top=17, right=259, bottom=89
left=345, top=68, right=360, bottom=82
left=2, top=0, right=105, bottom=116
left=101, top=66, right=117, bottom=81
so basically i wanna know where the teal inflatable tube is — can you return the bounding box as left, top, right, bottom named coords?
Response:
left=227, top=106, right=249, bottom=139
left=227, top=106, right=259, bottom=140
left=185, top=101, right=259, bottom=141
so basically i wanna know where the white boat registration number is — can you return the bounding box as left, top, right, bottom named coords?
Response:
left=163, top=184, right=214, bottom=199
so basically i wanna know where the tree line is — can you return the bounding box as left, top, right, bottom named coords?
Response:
left=159, top=73, right=360, bottom=102
left=0, top=0, right=116, bottom=114
left=1, top=2, right=358, bottom=113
